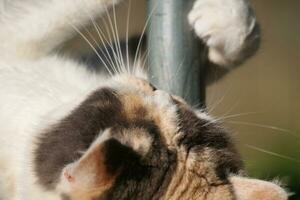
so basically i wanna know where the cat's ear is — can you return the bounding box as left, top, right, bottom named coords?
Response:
left=230, top=176, right=288, bottom=200
left=58, top=129, right=152, bottom=196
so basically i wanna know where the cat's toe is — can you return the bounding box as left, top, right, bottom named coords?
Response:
left=188, top=0, right=256, bottom=66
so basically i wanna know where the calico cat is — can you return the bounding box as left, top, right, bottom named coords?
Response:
left=0, top=0, right=287, bottom=200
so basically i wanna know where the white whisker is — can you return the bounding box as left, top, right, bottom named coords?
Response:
left=80, top=0, right=117, bottom=73
left=228, top=120, right=300, bottom=139
left=103, top=5, right=123, bottom=74
left=171, top=57, right=185, bottom=86
left=112, top=0, right=126, bottom=73
left=207, top=83, right=233, bottom=114
left=246, top=144, right=300, bottom=164
left=133, top=2, right=158, bottom=75
left=202, top=111, right=261, bottom=127
left=83, top=7, right=118, bottom=74
left=125, top=0, right=132, bottom=73
left=140, top=47, right=150, bottom=72
left=83, top=27, right=117, bottom=73
left=68, top=22, right=113, bottom=76
left=96, top=18, right=121, bottom=74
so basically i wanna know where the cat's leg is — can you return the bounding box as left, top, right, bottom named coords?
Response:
left=0, top=0, right=121, bottom=59
left=188, top=0, right=260, bottom=68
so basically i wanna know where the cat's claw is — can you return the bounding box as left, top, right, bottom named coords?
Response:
left=188, top=0, right=257, bottom=67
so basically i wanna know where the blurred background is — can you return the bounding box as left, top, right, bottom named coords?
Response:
left=207, top=0, right=300, bottom=200
left=65, top=0, right=300, bottom=198
left=208, top=1, right=300, bottom=199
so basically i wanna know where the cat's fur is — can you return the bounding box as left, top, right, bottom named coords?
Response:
left=0, top=0, right=286, bottom=200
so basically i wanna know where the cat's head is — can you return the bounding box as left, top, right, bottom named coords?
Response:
left=35, top=75, right=287, bottom=200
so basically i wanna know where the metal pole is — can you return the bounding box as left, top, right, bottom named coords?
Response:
left=148, top=0, right=206, bottom=107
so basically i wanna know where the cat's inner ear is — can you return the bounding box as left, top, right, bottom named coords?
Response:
left=57, top=129, right=152, bottom=197
left=230, top=176, right=288, bottom=200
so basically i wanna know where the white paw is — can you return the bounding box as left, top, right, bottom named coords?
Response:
left=188, top=0, right=256, bottom=67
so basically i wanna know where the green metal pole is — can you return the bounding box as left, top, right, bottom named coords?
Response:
left=148, top=0, right=206, bottom=107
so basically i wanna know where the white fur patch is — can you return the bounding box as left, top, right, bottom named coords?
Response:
left=0, top=0, right=122, bottom=199
left=188, top=0, right=256, bottom=66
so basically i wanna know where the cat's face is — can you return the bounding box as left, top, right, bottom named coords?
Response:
left=34, top=75, right=287, bottom=200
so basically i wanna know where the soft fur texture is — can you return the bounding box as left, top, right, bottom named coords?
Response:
left=0, top=0, right=286, bottom=200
